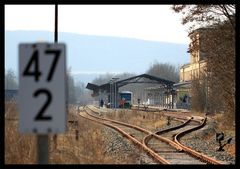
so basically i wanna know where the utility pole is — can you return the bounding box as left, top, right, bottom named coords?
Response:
left=115, top=82, right=117, bottom=108
left=37, top=5, right=58, bottom=164
left=55, top=4, right=58, bottom=43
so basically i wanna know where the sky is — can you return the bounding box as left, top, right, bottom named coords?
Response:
left=5, top=5, right=190, bottom=83
left=5, top=5, right=190, bottom=44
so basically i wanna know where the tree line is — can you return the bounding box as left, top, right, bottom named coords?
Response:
left=4, top=68, right=93, bottom=105
left=4, top=63, right=179, bottom=103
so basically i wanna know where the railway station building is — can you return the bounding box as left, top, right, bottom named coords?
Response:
left=86, top=74, right=175, bottom=109
left=173, top=28, right=210, bottom=109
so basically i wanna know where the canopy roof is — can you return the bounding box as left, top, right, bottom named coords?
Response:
left=86, top=74, right=175, bottom=96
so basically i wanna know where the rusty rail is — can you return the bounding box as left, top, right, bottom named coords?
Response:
left=173, top=117, right=226, bottom=164
left=79, top=110, right=169, bottom=164
left=86, top=106, right=182, bottom=150
left=84, top=105, right=226, bottom=164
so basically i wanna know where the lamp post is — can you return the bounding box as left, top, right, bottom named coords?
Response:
left=171, top=89, right=176, bottom=109
left=109, top=80, right=113, bottom=108
left=112, top=77, right=119, bottom=108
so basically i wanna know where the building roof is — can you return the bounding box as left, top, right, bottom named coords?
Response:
left=116, top=74, right=175, bottom=88
left=86, top=74, right=175, bottom=95
left=86, top=83, right=99, bottom=91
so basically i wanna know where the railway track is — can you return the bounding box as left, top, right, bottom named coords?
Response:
left=79, top=106, right=182, bottom=164
left=78, top=105, right=225, bottom=164
left=141, top=108, right=226, bottom=164
left=144, top=117, right=206, bottom=164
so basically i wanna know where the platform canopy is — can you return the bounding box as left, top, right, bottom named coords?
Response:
left=116, top=74, right=174, bottom=88
left=86, top=74, right=175, bottom=96
left=86, top=83, right=100, bottom=96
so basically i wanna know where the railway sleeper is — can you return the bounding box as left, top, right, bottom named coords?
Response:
left=158, top=153, right=207, bottom=164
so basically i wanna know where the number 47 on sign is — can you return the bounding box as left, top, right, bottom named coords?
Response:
left=19, top=43, right=66, bottom=134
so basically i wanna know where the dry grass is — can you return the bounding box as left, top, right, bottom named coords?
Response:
left=190, top=111, right=205, bottom=116
left=5, top=102, right=37, bottom=164
left=50, top=107, right=140, bottom=164
left=212, top=113, right=235, bottom=131
left=49, top=117, right=114, bottom=164
left=105, top=109, right=166, bottom=131
left=5, top=103, right=138, bottom=164
left=224, top=144, right=235, bottom=157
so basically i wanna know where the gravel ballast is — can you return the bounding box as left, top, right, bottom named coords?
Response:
left=180, top=120, right=235, bottom=164
left=102, top=128, right=158, bottom=164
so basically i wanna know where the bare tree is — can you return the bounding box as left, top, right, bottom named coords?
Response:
left=172, top=5, right=235, bottom=32
left=191, top=73, right=206, bottom=112
left=92, top=72, right=135, bottom=85
left=92, top=73, right=115, bottom=85
left=146, top=62, right=179, bottom=82
left=172, top=5, right=235, bottom=123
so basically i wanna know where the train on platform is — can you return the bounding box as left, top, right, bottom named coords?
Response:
left=119, top=91, right=132, bottom=108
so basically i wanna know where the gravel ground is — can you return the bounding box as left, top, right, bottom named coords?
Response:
left=100, top=118, right=183, bottom=164
left=102, top=128, right=158, bottom=164
left=180, top=120, right=235, bottom=164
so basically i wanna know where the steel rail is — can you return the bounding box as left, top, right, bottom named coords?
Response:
left=79, top=110, right=170, bottom=164
left=143, top=117, right=208, bottom=164
left=143, top=117, right=192, bottom=147
left=85, top=106, right=183, bottom=150
left=152, top=113, right=224, bottom=164
left=127, top=104, right=225, bottom=164
left=173, top=117, right=226, bottom=164
left=85, top=105, right=225, bottom=164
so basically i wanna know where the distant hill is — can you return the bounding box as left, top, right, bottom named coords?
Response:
left=5, top=31, right=189, bottom=84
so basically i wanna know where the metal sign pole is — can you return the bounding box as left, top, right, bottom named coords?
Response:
left=55, top=4, right=58, bottom=43
left=37, top=4, right=58, bottom=164
left=53, top=2, right=58, bottom=151
left=37, top=135, right=49, bottom=164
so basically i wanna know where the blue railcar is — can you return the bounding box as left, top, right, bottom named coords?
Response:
left=119, top=91, right=132, bottom=108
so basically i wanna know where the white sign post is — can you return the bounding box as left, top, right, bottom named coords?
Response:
left=19, top=43, right=66, bottom=134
